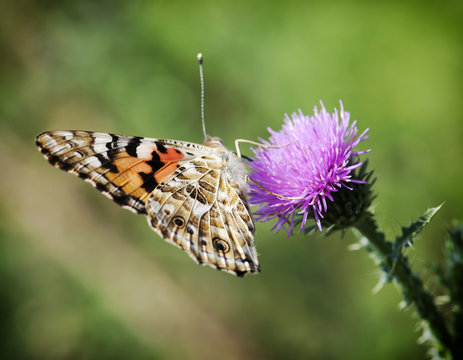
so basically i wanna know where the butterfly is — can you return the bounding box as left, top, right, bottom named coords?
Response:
left=35, top=130, right=260, bottom=276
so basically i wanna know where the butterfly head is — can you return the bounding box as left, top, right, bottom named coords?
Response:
left=203, top=136, right=226, bottom=149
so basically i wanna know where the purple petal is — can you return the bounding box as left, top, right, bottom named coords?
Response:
left=248, top=100, right=370, bottom=232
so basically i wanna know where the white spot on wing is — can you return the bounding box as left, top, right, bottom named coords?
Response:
left=41, top=134, right=57, bottom=148
left=73, top=139, right=89, bottom=147
left=162, top=203, right=175, bottom=217
left=54, top=131, right=73, bottom=140
left=54, top=142, right=73, bottom=155
left=136, top=144, right=155, bottom=159
left=93, top=133, right=113, bottom=143
left=84, top=156, right=102, bottom=168
left=148, top=198, right=162, bottom=213
left=93, top=143, right=108, bottom=154
left=192, top=201, right=210, bottom=217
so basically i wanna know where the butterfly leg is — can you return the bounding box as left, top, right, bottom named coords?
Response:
left=234, top=139, right=270, bottom=159
left=245, top=175, right=303, bottom=200
left=234, top=139, right=292, bottom=159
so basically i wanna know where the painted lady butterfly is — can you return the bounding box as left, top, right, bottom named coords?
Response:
left=35, top=130, right=260, bottom=276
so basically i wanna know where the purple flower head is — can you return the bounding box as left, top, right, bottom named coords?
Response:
left=248, top=101, right=370, bottom=234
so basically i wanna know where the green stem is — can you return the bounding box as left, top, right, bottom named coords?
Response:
left=355, top=213, right=455, bottom=358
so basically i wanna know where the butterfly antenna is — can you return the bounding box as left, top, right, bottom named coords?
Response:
left=197, top=53, right=208, bottom=140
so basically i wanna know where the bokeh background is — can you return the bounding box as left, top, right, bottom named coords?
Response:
left=1, top=0, right=462, bottom=359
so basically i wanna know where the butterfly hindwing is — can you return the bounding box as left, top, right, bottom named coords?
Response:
left=146, top=159, right=259, bottom=276
left=36, top=130, right=260, bottom=276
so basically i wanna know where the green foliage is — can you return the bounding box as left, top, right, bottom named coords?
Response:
left=444, top=225, right=463, bottom=312
left=0, top=228, right=158, bottom=360
left=0, top=0, right=461, bottom=359
left=395, top=205, right=443, bottom=252
left=354, top=207, right=463, bottom=359
left=438, top=224, right=463, bottom=359
left=391, top=206, right=442, bottom=304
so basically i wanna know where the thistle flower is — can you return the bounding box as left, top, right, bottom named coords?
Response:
left=248, top=101, right=370, bottom=233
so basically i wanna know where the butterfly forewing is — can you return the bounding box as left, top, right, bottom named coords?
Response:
left=36, top=130, right=259, bottom=276
left=36, top=131, right=204, bottom=213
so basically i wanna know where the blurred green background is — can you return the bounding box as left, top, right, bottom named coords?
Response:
left=0, top=0, right=462, bottom=359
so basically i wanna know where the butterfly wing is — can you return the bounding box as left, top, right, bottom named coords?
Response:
left=36, top=130, right=259, bottom=276
left=36, top=130, right=206, bottom=214
left=146, top=154, right=259, bottom=276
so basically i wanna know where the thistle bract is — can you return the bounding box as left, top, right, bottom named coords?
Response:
left=248, top=101, right=370, bottom=233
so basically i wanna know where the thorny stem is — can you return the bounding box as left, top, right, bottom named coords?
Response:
left=355, top=213, right=456, bottom=358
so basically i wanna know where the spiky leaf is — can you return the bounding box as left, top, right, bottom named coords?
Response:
left=394, top=204, right=443, bottom=252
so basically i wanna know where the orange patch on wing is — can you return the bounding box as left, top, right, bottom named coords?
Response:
left=130, top=188, right=151, bottom=201
left=156, top=147, right=185, bottom=162
left=155, top=162, right=180, bottom=183
left=106, top=153, right=152, bottom=192
left=152, top=146, right=184, bottom=183
left=105, top=147, right=185, bottom=193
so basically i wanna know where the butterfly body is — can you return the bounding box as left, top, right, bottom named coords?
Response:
left=36, top=130, right=259, bottom=276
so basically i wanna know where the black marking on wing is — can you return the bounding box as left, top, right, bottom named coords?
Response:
left=95, top=153, right=118, bottom=173
left=155, top=142, right=168, bottom=154
left=188, top=188, right=207, bottom=205
left=145, top=150, right=163, bottom=172
left=126, top=137, right=143, bottom=157
left=139, top=172, right=159, bottom=193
